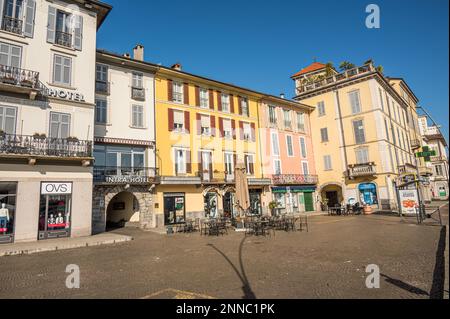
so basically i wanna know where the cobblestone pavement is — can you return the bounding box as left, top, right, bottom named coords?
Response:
left=0, top=204, right=448, bottom=299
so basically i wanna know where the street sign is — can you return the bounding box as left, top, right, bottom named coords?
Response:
left=415, top=146, right=436, bottom=162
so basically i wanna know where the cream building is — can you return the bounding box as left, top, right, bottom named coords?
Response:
left=91, top=47, right=158, bottom=234
left=292, top=61, right=418, bottom=210
left=0, top=0, right=110, bottom=243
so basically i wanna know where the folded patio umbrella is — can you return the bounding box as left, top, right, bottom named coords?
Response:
left=234, top=162, right=250, bottom=217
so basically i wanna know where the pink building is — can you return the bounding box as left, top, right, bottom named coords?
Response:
left=259, top=97, right=319, bottom=213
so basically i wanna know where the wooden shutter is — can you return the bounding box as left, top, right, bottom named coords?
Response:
left=186, top=151, right=192, bottom=173
left=230, top=94, right=235, bottom=113
left=167, top=79, right=173, bottom=101
left=233, top=154, right=237, bottom=170
left=217, top=91, right=222, bottom=111
left=209, top=89, right=214, bottom=110
left=74, top=15, right=83, bottom=50
left=184, top=111, right=190, bottom=133
left=239, top=121, right=244, bottom=140
left=168, top=109, right=174, bottom=131
left=251, top=123, right=256, bottom=142
left=24, top=0, right=36, bottom=38
left=47, top=6, right=57, bottom=43
left=219, top=117, right=224, bottom=138
left=184, top=83, right=189, bottom=105
left=210, top=116, right=216, bottom=137
left=238, top=97, right=243, bottom=115
left=198, top=151, right=203, bottom=175
left=195, top=86, right=200, bottom=107
left=0, top=0, right=4, bottom=29
left=250, top=159, right=255, bottom=175
left=196, top=113, right=201, bottom=135
left=232, top=120, right=236, bottom=139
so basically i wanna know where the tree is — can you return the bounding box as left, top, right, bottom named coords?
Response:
left=376, top=65, right=384, bottom=73
left=325, top=62, right=335, bottom=77
left=339, top=61, right=356, bottom=71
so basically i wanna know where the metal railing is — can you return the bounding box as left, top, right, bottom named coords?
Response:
left=0, top=133, right=92, bottom=158
left=0, top=64, right=40, bottom=88
left=1, top=16, right=23, bottom=34
left=196, top=170, right=235, bottom=183
left=95, top=81, right=110, bottom=94
left=271, top=174, right=318, bottom=185
left=347, top=162, right=377, bottom=178
left=94, top=166, right=158, bottom=184
left=131, top=87, right=145, bottom=100
left=55, top=31, right=72, bottom=47
left=410, top=139, right=421, bottom=150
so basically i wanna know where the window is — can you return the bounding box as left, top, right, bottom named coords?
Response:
left=379, top=88, right=384, bottom=111
left=384, top=119, right=390, bottom=141
left=302, top=162, right=309, bottom=175
left=199, top=88, right=209, bottom=108
left=271, top=132, right=280, bottom=156
left=53, top=54, right=71, bottom=86
left=286, top=135, right=294, bottom=157
left=45, top=6, right=82, bottom=49
left=244, top=154, right=254, bottom=175
left=320, top=128, right=329, bottom=142
left=299, top=137, right=307, bottom=158
left=0, top=106, right=16, bottom=134
left=274, top=159, right=282, bottom=175
left=223, top=119, right=232, bottom=139
left=221, top=94, right=230, bottom=112
left=173, top=110, right=184, bottom=131
left=132, top=72, right=143, bottom=88
left=324, top=155, right=332, bottom=171
left=268, top=105, right=277, bottom=124
left=317, top=101, right=325, bottom=116
left=241, top=98, right=249, bottom=116
left=243, top=122, right=252, bottom=141
left=174, top=149, right=187, bottom=174
left=349, top=90, right=362, bottom=114
left=200, top=115, right=210, bottom=135
left=435, top=165, right=443, bottom=176
left=224, top=153, right=234, bottom=175
left=283, top=109, right=291, bottom=129
left=49, top=112, right=70, bottom=139
left=353, top=120, right=366, bottom=144
left=95, top=99, right=107, bottom=124
left=131, top=105, right=144, bottom=128
left=355, top=147, right=369, bottom=164
left=2, top=0, right=25, bottom=34
left=172, top=81, right=183, bottom=103
left=0, top=42, right=21, bottom=68
left=96, top=64, right=108, bottom=82
left=297, top=112, right=305, bottom=132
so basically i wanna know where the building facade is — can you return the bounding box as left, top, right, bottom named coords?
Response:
left=292, top=61, right=418, bottom=210
left=0, top=0, right=110, bottom=243
left=418, top=116, right=449, bottom=200
left=259, top=97, right=319, bottom=213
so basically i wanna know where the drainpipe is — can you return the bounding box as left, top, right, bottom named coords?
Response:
left=334, top=90, right=349, bottom=172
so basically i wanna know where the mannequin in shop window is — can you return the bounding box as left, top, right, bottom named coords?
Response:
left=0, top=203, right=10, bottom=233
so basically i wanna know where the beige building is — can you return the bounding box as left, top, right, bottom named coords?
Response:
left=292, top=61, right=419, bottom=210
left=0, top=0, right=110, bottom=243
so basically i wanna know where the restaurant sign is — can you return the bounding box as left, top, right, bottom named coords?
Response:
left=48, top=88, right=85, bottom=102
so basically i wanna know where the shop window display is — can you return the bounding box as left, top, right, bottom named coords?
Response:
left=0, top=182, right=16, bottom=244
left=164, top=193, right=186, bottom=225
left=38, top=191, right=72, bottom=240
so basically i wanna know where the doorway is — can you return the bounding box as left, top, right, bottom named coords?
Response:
left=106, top=192, right=139, bottom=230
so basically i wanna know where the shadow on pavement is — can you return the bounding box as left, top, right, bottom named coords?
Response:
left=429, top=226, right=446, bottom=299
left=207, top=236, right=256, bottom=299
left=381, top=273, right=429, bottom=297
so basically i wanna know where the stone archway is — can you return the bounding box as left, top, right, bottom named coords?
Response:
left=319, top=182, right=344, bottom=209
left=92, top=185, right=154, bottom=235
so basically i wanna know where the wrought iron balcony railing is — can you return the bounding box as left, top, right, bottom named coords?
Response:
left=0, top=64, right=48, bottom=97
left=131, top=87, right=145, bottom=101
left=1, top=16, right=23, bottom=34
left=347, top=162, right=377, bottom=178
left=55, top=31, right=72, bottom=48
left=271, top=174, right=318, bottom=185
left=0, top=134, right=92, bottom=158
left=95, top=80, right=110, bottom=95
left=94, top=166, right=159, bottom=184
left=410, top=139, right=421, bottom=150
left=196, top=170, right=235, bottom=184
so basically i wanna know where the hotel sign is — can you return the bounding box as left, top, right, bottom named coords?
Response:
left=48, top=88, right=85, bottom=102
left=105, top=176, right=153, bottom=184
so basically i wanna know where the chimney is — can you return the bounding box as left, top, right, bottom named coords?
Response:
left=171, top=63, right=182, bottom=71
left=133, top=44, right=144, bottom=61
left=280, top=93, right=285, bottom=99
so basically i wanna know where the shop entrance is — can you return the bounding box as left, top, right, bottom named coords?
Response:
left=223, top=192, right=236, bottom=218
left=164, top=193, right=186, bottom=225
left=320, top=183, right=343, bottom=210
left=304, top=192, right=315, bottom=212
left=38, top=195, right=71, bottom=240
left=106, top=192, right=139, bottom=230
left=0, top=182, right=17, bottom=244
left=204, top=192, right=219, bottom=218
left=249, top=189, right=262, bottom=215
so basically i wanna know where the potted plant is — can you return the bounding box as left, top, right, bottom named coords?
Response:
left=0, top=130, right=5, bottom=138
left=363, top=204, right=373, bottom=215
left=269, top=200, right=280, bottom=216
left=33, top=133, right=46, bottom=140
left=67, top=136, right=79, bottom=143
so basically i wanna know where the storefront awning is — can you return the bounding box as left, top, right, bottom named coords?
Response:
left=271, top=186, right=316, bottom=193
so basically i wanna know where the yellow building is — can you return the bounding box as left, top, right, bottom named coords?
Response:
left=292, top=61, right=417, bottom=210
left=154, top=64, right=272, bottom=228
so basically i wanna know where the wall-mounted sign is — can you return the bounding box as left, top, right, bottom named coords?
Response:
left=41, top=182, right=73, bottom=195
left=48, top=88, right=85, bottom=102
left=105, top=176, right=152, bottom=184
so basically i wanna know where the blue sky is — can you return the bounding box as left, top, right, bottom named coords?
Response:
left=97, top=0, right=449, bottom=138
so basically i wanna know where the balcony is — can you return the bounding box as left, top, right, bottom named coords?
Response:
left=398, top=163, right=417, bottom=174
left=419, top=166, right=433, bottom=177
left=196, top=170, right=235, bottom=184
left=271, top=174, right=318, bottom=185
left=0, top=64, right=48, bottom=99
left=410, top=139, right=421, bottom=150
left=1, top=16, right=23, bottom=35
left=347, top=162, right=377, bottom=178
left=95, top=80, right=110, bottom=95
left=55, top=31, right=73, bottom=48
left=94, top=166, right=159, bottom=185
left=0, top=133, right=92, bottom=160
left=131, top=87, right=145, bottom=101
left=296, top=64, right=375, bottom=96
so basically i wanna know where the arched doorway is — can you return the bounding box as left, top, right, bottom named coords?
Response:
left=222, top=186, right=236, bottom=218
left=106, top=191, right=140, bottom=230
left=320, top=183, right=344, bottom=209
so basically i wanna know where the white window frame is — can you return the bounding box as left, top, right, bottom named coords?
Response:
left=95, top=98, right=107, bottom=124
left=224, top=152, right=234, bottom=176
left=173, top=110, right=184, bottom=132
left=302, top=161, right=309, bottom=175
left=131, top=104, right=144, bottom=128
left=299, top=137, right=307, bottom=158
left=49, top=111, right=70, bottom=139
left=286, top=135, right=294, bottom=157
left=268, top=105, right=277, bottom=125
left=317, top=101, right=325, bottom=117
left=353, top=119, right=366, bottom=144
left=348, top=90, right=362, bottom=114
left=241, top=97, right=249, bottom=117
left=323, top=155, right=332, bottom=171
left=283, top=109, right=291, bottom=129
left=296, top=112, right=305, bottom=132
left=200, top=114, right=211, bottom=136
left=96, top=63, right=108, bottom=82
left=221, top=93, right=230, bottom=112
left=0, top=105, right=17, bottom=134
left=244, top=153, right=254, bottom=175
left=174, top=147, right=187, bottom=175
left=273, top=159, right=282, bottom=175
left=132, top=72, right=143, bottom=89
left=271, top=131, right=280, bottom=156
left=0, top=42, right=22, bottom=68
left=355, top=147, right=369, bottom=164
left=172, top=81, right=183, bottom=103
left=320, top=127, right=329, bottom=142
left=243, top=122, right=252, bottom=141
left=199, top=88, right=209, bottom=108
left=53, top=54, right=72, bottom=86
left=223, top=118, right=232, bottom=139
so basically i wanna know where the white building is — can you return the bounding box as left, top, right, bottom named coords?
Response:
left=0, top=0, right=111, bottom=243
left=418, top=115, right=449, bottom=200
left=92, top=46, right=158, bottom=234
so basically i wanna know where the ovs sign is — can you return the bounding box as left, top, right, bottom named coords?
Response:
left=41, top=182, right=73, bottom=195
